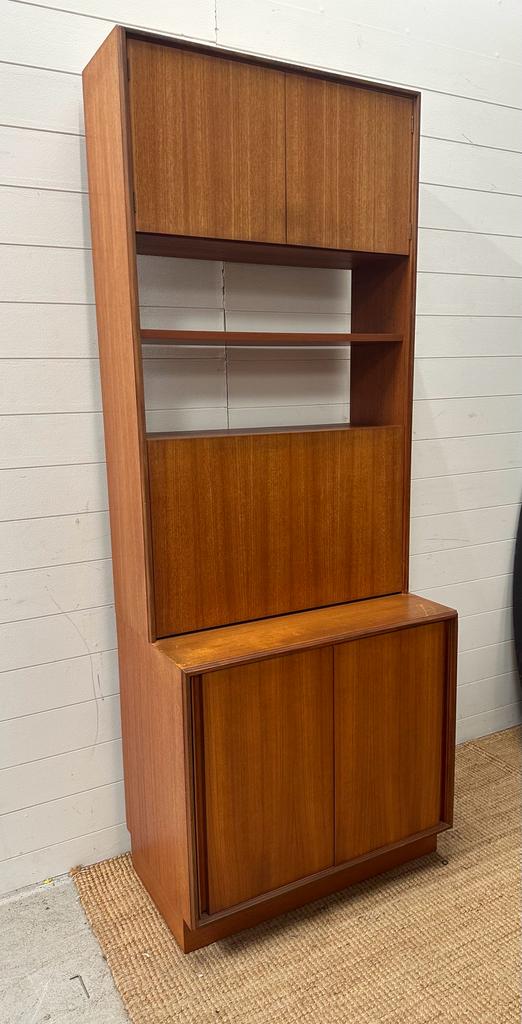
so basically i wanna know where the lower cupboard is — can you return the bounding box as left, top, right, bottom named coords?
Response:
left=192, top=620, right=454, bottom=918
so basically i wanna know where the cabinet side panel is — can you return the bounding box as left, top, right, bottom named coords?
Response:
left=83, top=31, right=193, bottom=932
left=334, top=623, right=446, bottom=863
left=441, top=615, right=458, bottom=826
left=82, top=28, right=152, bottom=641
left=124, top=637, right=196, bottom=937
left=148, top=426, right=404, bottom=636
left=200, top=648, right=334, bottom=914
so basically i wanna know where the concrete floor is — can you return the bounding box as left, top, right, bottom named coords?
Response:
left=0, top=876, right=128, bottom=1024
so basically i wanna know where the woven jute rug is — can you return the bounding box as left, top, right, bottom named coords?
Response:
left=73, top=727, right=521, bottom=1023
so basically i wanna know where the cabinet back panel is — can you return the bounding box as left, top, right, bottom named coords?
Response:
left=286, top=75, right=413, bottom=254
left=148, top=426, right=404, bottom=636
left=127, top=40, right=286, bottom=243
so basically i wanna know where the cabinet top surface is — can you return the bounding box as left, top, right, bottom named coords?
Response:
left=157, top=594, right=456, bottom=676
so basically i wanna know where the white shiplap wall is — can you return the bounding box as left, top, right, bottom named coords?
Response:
left=1, top=0, right=521, bottom=895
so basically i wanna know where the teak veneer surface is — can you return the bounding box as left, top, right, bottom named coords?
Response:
left=136, top=233, right=407, bottom=266
left=148, top=426, right=404, bottom=636
left=128, top=40, right=286, bottom=243
left=140, top=330, right=403, bottom=346
left=350, top=187, right=420, bottom=590
left=82, top=28, right=196, bottom=944
left=157, top=593, right=456, bottom=675
left=286, top=75, right=413, bottom=254
left=181, top=835, right=437, bottom=950
left=127, top=29, right=419, bottom=100
left=334, top=624, right=446, bottom=862
left=128, top=37, right=413, bottom=256
left=148, top=423, right=370, bottom=440
left=83, top=26, right=456, bottom=954
left=198, top=648, right=334, bottom=914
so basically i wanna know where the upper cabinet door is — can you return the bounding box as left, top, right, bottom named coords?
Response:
left=286, top=75, right=414, bottom=253
left=127, top=41, right=286, bottom=243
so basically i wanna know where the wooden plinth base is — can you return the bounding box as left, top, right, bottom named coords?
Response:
left=133, top=833, right=438, bottom=954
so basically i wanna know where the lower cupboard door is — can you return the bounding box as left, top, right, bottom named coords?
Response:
left=197, top=648, right=334, bottom=915
left=334, top=624, right=446, bottom=864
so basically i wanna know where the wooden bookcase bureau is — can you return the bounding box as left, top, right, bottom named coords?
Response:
left=83, top=27, right=458, bottom=953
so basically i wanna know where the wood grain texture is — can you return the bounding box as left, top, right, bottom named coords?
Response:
left=157, top=593, right=457, bottom=675
left=127, top=30, right=419, bottom=102
left=441, top=614, right=458, bottom=826
left=334, top=623, right=446, bottom=862
left=350, top=95, right=420, bottom=590
left=198, top=648, right=334, bottom=914
left=127, top=636, right=197, bottom=941
left=140, top=330, right=403, bottom=346
left=136, top=232, right=403, bottom=266
left=148, top=424, right=354, bottom=440
left=286, top=75, right=414, bottom=254
left=148, top=426, right=404, bottom=636
left=83, top=27, right=456, bottom=956
left=83, top=29, right=195, bottom=942
left=128, top=40, right=285, bottom=243
left=349, top=258, right=416, bottom=578
left=82, top=29, right=151, bottom=643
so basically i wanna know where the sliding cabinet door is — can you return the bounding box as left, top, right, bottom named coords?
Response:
left=335, top=624, right=446, bottom=863
left=197, top=648, right=334, bottom=914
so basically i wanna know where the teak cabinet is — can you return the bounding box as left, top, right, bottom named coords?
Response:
left=195, top=621, right=449, bottom=917
left=127, top=38, right=413, bottom=253
left=83, top=27, right=458, bottom=953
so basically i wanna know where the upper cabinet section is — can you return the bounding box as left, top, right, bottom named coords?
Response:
left=286, top=76, right=414, bottom=254
left=127, top=40, right=286, bottom=244
left=127, top=37, right=416, bottom=256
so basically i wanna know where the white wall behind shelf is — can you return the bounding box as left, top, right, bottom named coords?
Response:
left=1, top=0, right=521, bottom=895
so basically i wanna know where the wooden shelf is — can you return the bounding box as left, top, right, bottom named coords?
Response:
left=157, top=593, right=456, bottom=675
left=145, top=423, right=403, bottom=440
left=141, top=329, right=403, bottom=346
left=136, top=232, right=409, bottom=267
